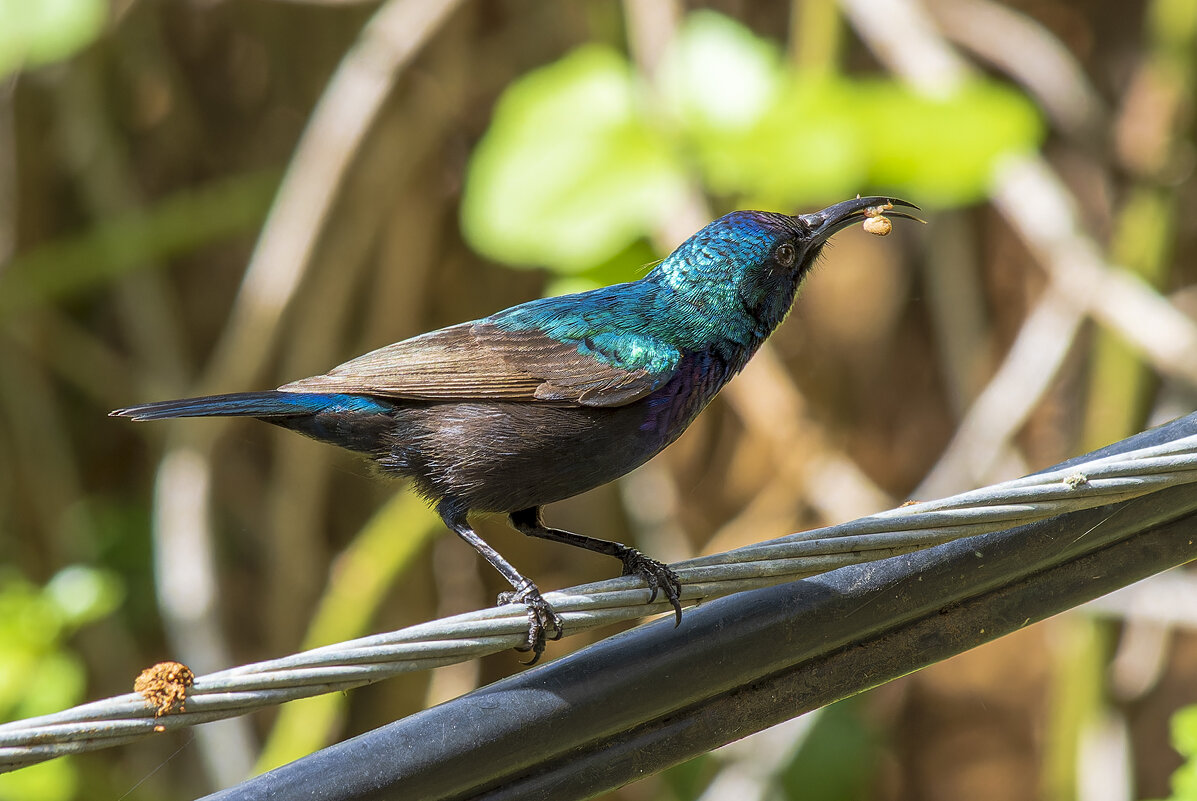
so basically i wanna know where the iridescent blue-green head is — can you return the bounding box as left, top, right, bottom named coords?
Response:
left=650, top=196, right=919, bottom=345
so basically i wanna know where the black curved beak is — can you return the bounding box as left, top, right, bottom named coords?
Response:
left=797, top=196, right=922, bottom=241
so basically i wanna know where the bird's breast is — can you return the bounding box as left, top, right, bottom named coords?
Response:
left=639, top=351, right=737, bottom=443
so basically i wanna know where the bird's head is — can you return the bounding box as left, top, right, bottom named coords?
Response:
left=652, top=196, right=919, bottom=342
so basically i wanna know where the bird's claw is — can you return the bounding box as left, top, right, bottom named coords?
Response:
left=619, top=548, right=684, bottom=626
left=497, top=582, right=564, bottom=664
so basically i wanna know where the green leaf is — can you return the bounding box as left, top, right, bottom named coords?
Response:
left=690, top=76, right=867, bottom=209
left=0, top=0, right=107, bottom=78
left=780, top=698, right=880, bottom=801
left=1155, top=706, right=1197, bottom=801
left=659, top=752, right=715, bottom=801
left=0, top=571, right=97, bottom=800
left=462, top=10, right=1044, bottom=278
left=686, top=73, right=1042, bottom=209
left=658, top=15, right=865, bottom=208
left=658, top=10, right=782, bottom=133
left=11, top=652, right=85, bottom=722
left=861, top=79, right=1043, bottom=203
left=0, top=571, right=87, bottom=721
left=0, top=757, right=78, bottom=801
left=46, top=565, right=123, bottom=629
left=543, top=238, right=659, bottom=297
left=0, top=573, right=64, bottom=654
left=1174, top=705, right=1197, bottom=758
left=659, top=12, right=1043, bottom=209
left=461, top=45, right=687, bottom=274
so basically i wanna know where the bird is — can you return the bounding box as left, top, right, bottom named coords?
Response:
left=112, top=195, right=919, bottom=661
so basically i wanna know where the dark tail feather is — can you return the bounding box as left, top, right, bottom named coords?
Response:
left=110, top=391, right=391, bottom=421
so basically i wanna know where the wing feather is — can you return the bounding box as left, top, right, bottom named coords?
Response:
left=279, top=320, right=679, bottom=408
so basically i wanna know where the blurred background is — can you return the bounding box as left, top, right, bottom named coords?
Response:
left=1, top=0, right=1196, bottom=799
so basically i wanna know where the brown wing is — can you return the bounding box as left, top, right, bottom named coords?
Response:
left=278, top=321, right=671, bottom=408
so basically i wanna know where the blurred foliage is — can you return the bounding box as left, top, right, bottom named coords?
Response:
left=778, top=698, right=880, bottom=801
left=0, top=0, right=105, bottom=79
left=1160, top=705, right=1197, bottom=801
left=0, top=567, right=121, bottom=801
left=658, top=752, right=715, bottom=801
left=0, top=1, right=1193, bottom=800
left=0, top=171, right=278, bottom=315
left=462, top=11, right=1042, bottom=284
left=461, top=44, right=689, bottom=275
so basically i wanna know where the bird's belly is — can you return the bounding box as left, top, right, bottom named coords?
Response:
left=381, top=394, right=705, bottom=513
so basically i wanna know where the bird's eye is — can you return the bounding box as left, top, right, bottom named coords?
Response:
left=775, top=243, right=797, bottom=268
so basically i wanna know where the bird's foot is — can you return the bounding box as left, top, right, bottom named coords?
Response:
left=617, top=548, right=684, bottom=626
left=497, top=581, right=564, bottom=665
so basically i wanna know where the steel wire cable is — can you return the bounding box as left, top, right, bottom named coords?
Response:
left=2, top=432, right=1197, bottom=771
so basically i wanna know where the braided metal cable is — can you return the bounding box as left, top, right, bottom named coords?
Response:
left=2, top=432, right=1196, bottom=772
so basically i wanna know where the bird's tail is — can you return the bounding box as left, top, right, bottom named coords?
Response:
left=110, top=391, right=392, bottom=421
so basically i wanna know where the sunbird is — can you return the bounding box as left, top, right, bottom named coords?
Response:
left=113, top=196, right=918, bottom=660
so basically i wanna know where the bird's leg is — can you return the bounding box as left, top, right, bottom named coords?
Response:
left=509, top=506, right=683, bottom=626
left=437, top=500, right=563, bottom=664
